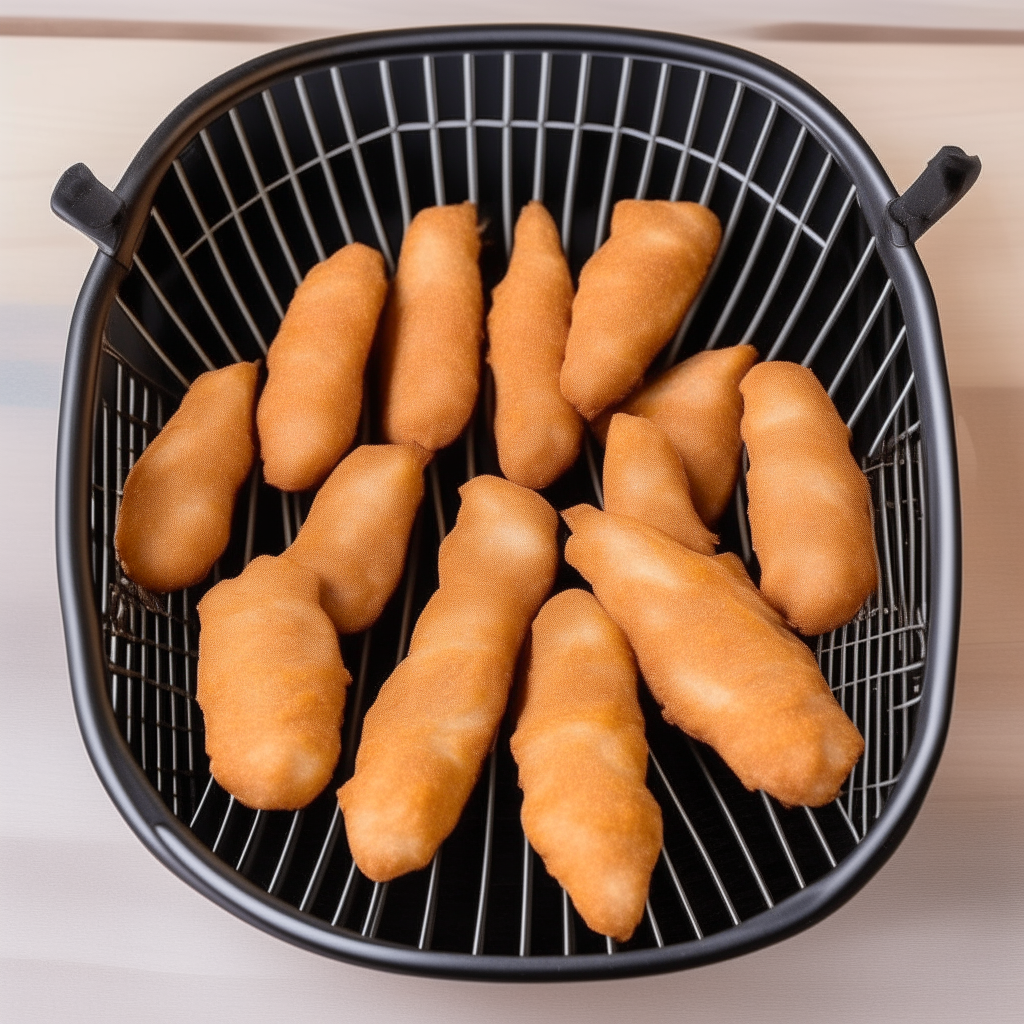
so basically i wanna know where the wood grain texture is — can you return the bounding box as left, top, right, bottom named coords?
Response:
left=2, top=24, right=1022, bottom=1020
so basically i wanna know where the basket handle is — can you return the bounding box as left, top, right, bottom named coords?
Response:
left=887, top=145, right=981, bottom=246
left=51, top=163, right=126, bottom=259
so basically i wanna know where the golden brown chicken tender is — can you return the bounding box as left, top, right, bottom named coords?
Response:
left=338, top=476, right=559, bottom=882
left=257, top=243, right=388, bottom=491
left=114, top=360, right=259, bottom=593
left=487, top=201, right=583, bottom=489
left=740, top=362, right=878, bottom=636
left=511, top=589, right=663, bottom=942
left=602, top=413, right=717, bottom=555
left=379, top=202, right=484, bottom=452
left=594, top=344, right=759, bottom=526
left=196, top=555, right=351, bottom=810
left=282, top=443, right=428, bottom=634
left=562, top=505, right=864, bottom=807
left=560, top=200, right=721, bottom=421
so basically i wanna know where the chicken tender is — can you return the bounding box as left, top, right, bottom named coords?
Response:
left=560, top=200, right=721, bottom=421
left=603, top=413, right=717, bottom=555
left=257, top=243, right=388, bottom=491
left=338, top=476, right=559, bottom=882
left=594, top=344, right=758, bottom=526
left=196, top=555, right=351, bottom=810
left=379, top=202, right=484, bottom=451
left=488, top=201, right=583, bottom=488
left=114, top=360, right=259, bottom=592
left=282, top=443, right=429, bottom=633
left=562, top=505, right=864, bottom=807
left=740, top=362, right=878, bottom=635
left=511, top=589, right=663, bottom=942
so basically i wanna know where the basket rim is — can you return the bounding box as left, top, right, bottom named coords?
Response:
left=55, top=22, right=961, bottom=981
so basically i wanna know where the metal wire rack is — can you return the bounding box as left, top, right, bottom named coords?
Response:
left=85, top=40, right=928, bottom=965
left=49, top=23, right=969, bottom=978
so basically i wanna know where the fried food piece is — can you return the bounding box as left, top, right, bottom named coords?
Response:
left=594, top=344, right=759, bottom=526
left=257, top=243, right=388, bottom=491
left=196, top=555, right=351, bottom=810
left=560, top=200, right=721, bottom=421
left=282, top=443, right=429, bottom=634
left=487, top=201, right=583, bottom=489
left=114, top=361, right=258, bottom=592
left=379, top=202, right=484, bottom=452
left=740, top=362, right=878, bottom=635
left=511, top=589, right=663, bottom=942
left=562, top=505, right=864, bottom=807
left=603, top=413, right=717, bottom=555
left=338, top=476, right=559, bottom=881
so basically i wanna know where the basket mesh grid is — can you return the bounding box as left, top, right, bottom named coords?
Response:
left=90, top=45, right=926, bottom=959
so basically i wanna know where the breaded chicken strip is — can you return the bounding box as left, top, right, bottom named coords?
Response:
left=283, top=443, right=428, bottom=634
left=115, top=360, right=258, bottom=592
left=740, top=362, right=877, bottom=635
left=594, top=344, right=758, bottom=526
left=560, top=200, right=720, bottom=420
left=512, top=589, right=662, bottom=942
left=257, top=243, right=388, bottom=491
left=338, top=476, right=558, bottom=881
left=562, top=505, right=864, bottom=807
left=602, top=412, right=717, bottom=554
left=488, top=201, right=582, bottom=489
left=197, top=556, right=350, bottom=810
left=379, top=202, right=484, bottom=452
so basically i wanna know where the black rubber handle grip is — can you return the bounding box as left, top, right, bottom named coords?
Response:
left=887, top=145, right=981, bottom=246
left=51, top=163, right=126, bottom=258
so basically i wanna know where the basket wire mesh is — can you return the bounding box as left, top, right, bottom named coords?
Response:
left=90, top=44, right=925, bottom=962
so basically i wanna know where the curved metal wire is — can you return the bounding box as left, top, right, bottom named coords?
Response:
left=97, top=45, right=926, bottom=963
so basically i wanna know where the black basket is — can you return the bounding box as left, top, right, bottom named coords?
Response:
left=53, top=25, right=969, bottom=981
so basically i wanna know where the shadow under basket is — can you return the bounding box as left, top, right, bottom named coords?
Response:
left=53, top=25, right=968, bottom=980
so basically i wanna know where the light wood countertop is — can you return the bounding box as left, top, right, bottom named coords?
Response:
left=1, top=24, right=1021, bottom=1022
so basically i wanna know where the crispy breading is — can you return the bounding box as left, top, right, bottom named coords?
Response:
left=560, top=200, right=721, bottom=420
left=562, top=505, right=864, bottom=807
left=197, top=555, right=350, bottom=810
left=282, top=443, right=428, bottom=634
left=338, top=476, right=559, bottom=882
left=257, top=243, right=388, bottom=491
left=488, top=201, right=583, bottom=488
left=740, top=362, right=878, bottom=635
left=511, top=589, right=662, bottom=942
left=379, top=202, right=484, bottom=452
left=115, top=360, right=258, bottom=592
left=602, top=412, right=718, bottom=554
left=594, top=344, right=758, bottom=526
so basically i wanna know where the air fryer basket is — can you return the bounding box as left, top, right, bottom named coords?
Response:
left=54, top=25, right=968, bottom=980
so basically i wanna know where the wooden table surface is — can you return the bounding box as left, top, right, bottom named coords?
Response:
left=1, top=20, right=1021, bottom=1022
